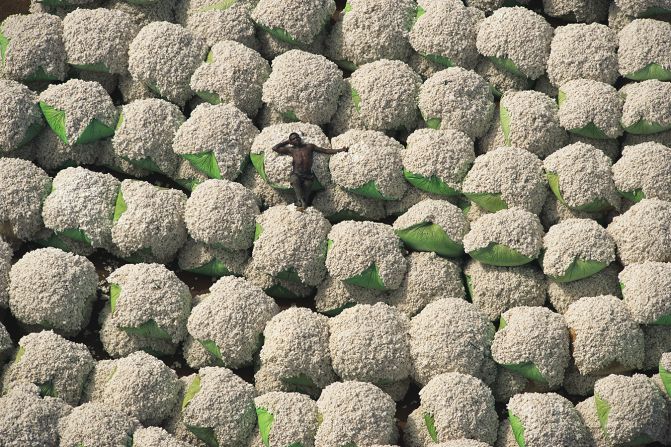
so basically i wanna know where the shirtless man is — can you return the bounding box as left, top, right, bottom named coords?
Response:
left=272, top=132, right=348, bottom=208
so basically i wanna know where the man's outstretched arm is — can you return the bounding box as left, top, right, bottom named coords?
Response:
left=272, top=140, right=292, bottom=154
left=312, top=144, right=349, bottom=154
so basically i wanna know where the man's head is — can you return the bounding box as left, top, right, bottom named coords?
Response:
left=289, top=132, right=302, bottom=145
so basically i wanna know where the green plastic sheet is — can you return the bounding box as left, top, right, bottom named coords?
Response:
left=546, top=172, right=613, bottom=212
left=336, top=59, right=358, bottom=72
left=463, top=192, right=508, bottom=213
left=282, top=373, right=320, bottom=396
left=113, top=190, right=127, bottom=223
left=185, top=259, right=232, bottom=277
left=626, top=63, right=671, bottom=81
left=39, top=102, right=114, bottom=145
left=327, top=210, right=366, bottom=223
left=425, top=117, right=442, bottom=130
left=502, top=362, right=547, bottom=384
left=186, top=425, right=219, bottom=447
left=181, top=151, right=223, bottom=180
left=654, top=314, right=671, bottom=326
left=424, top=413, right=438, bottom=442
left=594, top=394, right=610, bottom=439
left=343, top=263, right=388, bottom=290
left=265, top=284, right=302, bottom=300
left=500, top=105, right=512, bottom=146
left=256, top=407, right=274, bottom=447
left=16, top=121, right=44, bottom=149
left=468, top=242, right=534, bottom=267
left=0, top=29, right=8, bottom=66
left=75, top=118, right=114, bottom=145
left=549, top=258, right=608, bottom=283
left=619, top=189, right=645, bottom=203
left=281, top=110, right=300, bottom=122
left=349, top=180, right=392, bottom=200
left=196, top=90, right=222, bottom=105
left=109, top=283, right=121, bottom=312
left=276, top=268, right=303, bottom=284
left=120, top=319, right=172, bottom=340
left=25, top=66, right=59, bottom=82
left=182, top=374, right=201, bottom=410
left=557, top=92, right=613, bottom=139
left=403, top=170, right=460, bottom=196
left=423, top=53, right=453, bottom=68
left=395, top=221, right=464, bottom=257
left=624, top=118, right=671, bottom=135
left=351, top=87, right=361, bottom=113
left=320, top=302, right=356, bottom=317
left=38, top=379, right=56, bottom=398
left=509, top=411, right=527, bottom=447
left=660, top=362, right=671, bottom=397
left=39, top=101, right=68, bottom=144
left=489, top=56, right=526, bottom=78
left=198, top=339, right=225, bottom=365
left=257, top=23, right=298, bottom=45
left=58, top=228, right=92, bottom=245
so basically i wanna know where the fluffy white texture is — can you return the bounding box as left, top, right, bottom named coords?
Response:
left=546, top=23, right=619, bottom=87
left=250, top=123, right=332, bottom=189
left=462, top=146, right=547, bottom=214
left=329, top=130, right=407, bottom=200
left=42, top=168, right=121, bottom=249
left=190, top=40, right=269, bottom=118
left=326, top=221, right=407, bottom=290
left=575, top=396, right=613, bottom=447
left=254, top=392, right=319, bottom=447
left=475, top=59, right=532, bottom=98
left=107, top=0, right=177, bottom=28
left=542, top=0, right=610, bottom=22
left=252, top=0, right=335, bottom=46
left=262, top=50, right=344, bottom=125
left=418, top=67, right=494, bottom=139
left=476, top=7, right=553, bottom=80
left=185, top=179, right=259, bottom=250
left=186, top=276, right=278, bottom=369
left=173, top=103, right=259, bottom=181
left=127, top=21, right=208, bottom=107
left=558, top=79, right=624, bottom=139
left=0, top=13, right=67, bottom=82
left=620, top=261, right=671, bottom=324
left=565, top=295, right=645, bottom=375
left=238, top=164, right=294, bottom=210
left=252, top=205, right=331, bottom=287
left=618, top=19, right=671, bottom=77
left=39, top=79, right=118, bottom=146
left=312, top=185, right=387, bottom=222
left=403, top=128, right=475, bottom=193
left=614, top=0, right=671, bottom=16
left=409, top=4, right=483, bottom=70
left=315, top=381, right=398, bottom=447
left=0, top=158, right=51, bottom=241
left=111, top=180, right=188, bottom=264
left=58, top=402, right=140, bottom=447
left=314, top=276, right=386, bottom=315
left=607, top=199, right=671, bottom=265
left=133, top=427, right=190, bottom=447
left=63, top=8, right=139, bottom=75
left=409, top=298, right=496, bottom=386
left=620, top=80, right=671, bottom=133
left=419, top=372, right=498, bottom=445
left=180, top=1, right=257, bottom=48
left=613, top=142, right=671, bottom=201
left=0, top=239, right=10, bottom=309
left=33, top=130, right=100, bottom=171
left=0, top=80, right=43, bottom=153
left=9, top=247, right=97, bottom=336
left=112, top=98, right=184, bottom=176
left=463, top=208, right=544, bottom=259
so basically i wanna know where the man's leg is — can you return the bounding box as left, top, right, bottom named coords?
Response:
left=303, top=177, right=314, bottom=206
left=290, top=173, right=306, bottom=207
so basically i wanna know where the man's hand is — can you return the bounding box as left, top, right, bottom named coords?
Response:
left=340, top=147, right=350, bottom=152
left=272, top=140, right=292, bottom=154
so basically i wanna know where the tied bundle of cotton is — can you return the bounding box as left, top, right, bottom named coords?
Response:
left=539, top=191, right=604, bottom=229
left=0, top=159, right=51, bottom=241
left=190, top=40, right=270, bottom=118
left=256, top=307, right=337, bottom=397
left=33, top=130, right=100, bottom=171
left=492, top=307, right=570, bottom=388
left=250, top=123, right=331, bottom=190
left=254, top=392, right=319, bottom=447
left=315, top=381, right=398, bottom=447
left=388, top=252, right=465, bottom=317
left=620, top=80, right=671, bottom=134
left=9, top=248, right=96, bottom=336
left=101, top=263, right=191, bottom=357
left=618, top=19, right=671, bottom=81
left=409, top=2, right=483, bottom=71
left=418, top=67, right=494, bottom=139
left=542, top=218, right=616, bottom=282
left=613, top=142, right=671, bottom=202
left=243, top=259, right=316, bottom=300
left=593, top=374, right=669, bottom=445
left=112, top=99, right=184, bottom=176
left=326, top=0, right=416, bottom=68
left=409, top=298, right=496, bottom=386
left=2, top=330, right=94, bottom=406
left=0, top=13, right=67, bottom=82
left=238, top=165, right=294, bottom=209
left=252, top=205, right=331, bottom=287
left=262, top=50, right=344, bottom=125
left=546, top=24, right=619, bottom=88
left=542, top=0, right=610, bottom=22
left=70, top=69, right=119, bottom=96
left=58, top=402, right=140, bottom=447
left=463, top=208, right=544, bottom=267
left=312, top=185, right=387, bottom=222
left=642, top=326, right=671, bottom=370
left=117, top=73, right=157, bottom=103
left=38, top=80, right=117, bottom=146
left=565, top=295, right=644, bottom=375
left=569, top=134, right=622, bottom=161
left=110, top=180, right=187, bottom=264
left=0, top=239, right=10, bottom=309
left=402, top=129, right=475, bottom=197
left=417, top=372, right=498, bottom=445
left=332, top=60, right=422, bottom=134
left=614, top=0, right=671, bottom=17
left=127, top=21, right=207, bottom=107
left=42, top=168, right=121, bottom=249
left=558, top=79, right=624, bottom=140
left=326, top=221, right=407, bottom=291
left=314, top=276, right=386, bottom=316
left=133, top=427, right=190, bottom=447
left=607, top=199, right=671, bottom=264
left=0, top=80, right=43, bottom=153
left=170, top=367, right=256, bottom=447
left=0, top=383, right=71, bottom=447
left=86, top=351, right=180, bottom=426
left=329, top=303, right=412, bottom=400
left=329, top=130, right=407, bottom=201
left=544, top=142, right=621, bottom=212
left=178, top=239, right=249, bottom=278
left=476, top=7, right=553, bottom=81
left=507, top=393, right=591, bottom=447
left=547, top=264, right=621, bottom=314
left=491, top=366, right=529, bottom=404
left=620, top=262, right=671, bottom=325
left=185, top=179, right=259, bottom=251
left=178, top=0, right=257, bottom=49
left=95, top=138, right=151, bottom=179
left=464, top=260, right=547, bottom=321
left=252, top=0, right=335, bottom=47
left=462, top=147, right=547, bottom=214
left=174, top=103, right=258, bottom=182
left=186, top=276, right=278, bottom=369
left=499, top=90, right=568, bottom=159
left=63, top=8, right=138, bottom=75
left=475, top=59, right=532, bottom=98
left=255, top=26, right=328, bottom=61
left=393, top=199, right=469, bottom=257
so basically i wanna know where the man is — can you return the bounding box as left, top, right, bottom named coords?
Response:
left=272, top=132, right=348, bottom=209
